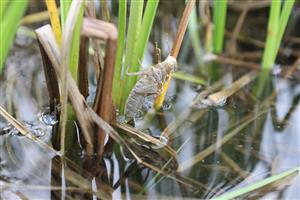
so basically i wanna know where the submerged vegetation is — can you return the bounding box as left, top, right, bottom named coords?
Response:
left=0, top=0, right=300, bottom=199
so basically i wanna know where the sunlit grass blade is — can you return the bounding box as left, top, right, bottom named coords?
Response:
left=112, top=0, right=127, bottom=108
left=121, top=0, right=159, bottom=113
left=261, top=0, right=281, bottom=70
left=60, top=0, right=71, bottom=30
left=0, top=0, right=9, bottom=20
left=213, top=0, right=227, bottom=53
left=272, top=0, right=295, bottom=64
left=255, top=1, right=294, bottom=98
left=0, top=0, right=28, bottom=71
left=214, top=166, right=300, bottom=200
left=118, top=0, right=144, bottom=114
left=45, top=0, right=61, bottom=45
left=68, top=4, right=84, bottom=81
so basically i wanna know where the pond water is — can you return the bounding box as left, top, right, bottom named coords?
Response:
left=1, top=1, right=300, bottom=199
left=0, top=47, right=299, bottom=199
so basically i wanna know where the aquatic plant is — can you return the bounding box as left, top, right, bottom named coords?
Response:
left=0, top=0, right=28, bottom=70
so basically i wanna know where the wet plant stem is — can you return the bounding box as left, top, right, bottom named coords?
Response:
left=112, top=0, right=127, bottom=108
left=262, top=0, right=295, bottom=70
left=60, top=1, right=84, bottom=156
left=213, top=0, right=227, bottom=53
left=0, top=0, right=28, bottom=70
left=154, top=0, right=196, bottom=110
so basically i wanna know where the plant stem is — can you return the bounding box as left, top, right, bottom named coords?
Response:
left=112, top=0, right=127, bottom=109
left=272, top=0, right=295, bottom=63
left=154, top=0, right=196, bottom=110
left=0, top=0, right=28, bottom=71
left=262, top=0, right=281, bottom=70
left=213, top=0, right=227, bottom=53
left=119, top=0, right=144, bottom=114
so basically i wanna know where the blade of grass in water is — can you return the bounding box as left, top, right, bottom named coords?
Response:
left=69, top=4, right=84, bottom=81
left=214, top=166, right=300, bottom=200
left=0, top=0, right=28, bottom=71
left=128, top=0, right=159, bottom=81
left=272, top=0, right=295, bottom=65
left=154, top=0, right=196, bottom=110
left=255, top=1, right=294, bottom=97
left=261, top=1, right=281, bottom=70
left=112, top=0, right=127, bottom=108
left=60, top=0, right=84, bottom=81
left=118, top=0, right=144, bottom=114
left=121, top=0, right=159, bottom=113
left=213, top=0, right=227, bottom=53
left=60, top=1, right=84, bottom=155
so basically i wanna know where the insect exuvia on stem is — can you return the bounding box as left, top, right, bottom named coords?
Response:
left=125, top=55, right=177, bottom=121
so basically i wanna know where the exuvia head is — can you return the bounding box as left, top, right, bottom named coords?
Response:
left=165, top=55, right=177, bottom=72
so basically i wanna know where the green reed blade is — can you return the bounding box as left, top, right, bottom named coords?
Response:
left=0, top=0, right=28, bottom=71
left=112, top=0, right=127, bottom=108
left=121, top=0, right=159, bottom=113
left=272, top=0, right=295, bottom=64
left=213, top=0, right=227, bottom=53
left=118, top=0, right=144, bottom=114
left=261, top=0, right=281, bottom=70
left=214, top=166, right=300, bottom=200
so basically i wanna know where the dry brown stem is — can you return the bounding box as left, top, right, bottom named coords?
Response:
left=81, top=18, right=118, bottom=155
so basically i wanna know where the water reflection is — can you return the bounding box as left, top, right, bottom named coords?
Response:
left=1, top=62, right=300, bottom=199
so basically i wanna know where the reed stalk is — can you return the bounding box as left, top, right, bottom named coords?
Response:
left=262, top=0, right=295, bottom=70
left=261, top=1, right=281, bottom=70
left=154, top=0, right=196, bottom=110
left=116, top=0, right=159, bottom=114
left=214, top=166, right=300, bottom=200
left=118, top=0, right=144, bottom=114
left=112, top=0, right=127, bottom=108
left=213, top=0, right=227, bottom=53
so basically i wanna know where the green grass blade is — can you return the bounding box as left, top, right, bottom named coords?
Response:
left=68, top=3, right=84, bottom=81
left=0, top=0, right=9, bottom=20
left=0, top=0, right=28, bottom=71
left=60, top=0, right=72, bottom=30
left=112, top=0, right=127, bottom=108
left=119, top=0, right=144, bottom=114
left=214, top=166, right=300, bottom=200
left=121, top=0, right=159, bottom=113
left=272, top=0, right=295, bottom=63
left=261, top=0, right=281, bottom=70
left=213, top=0, right=227, bottom=53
